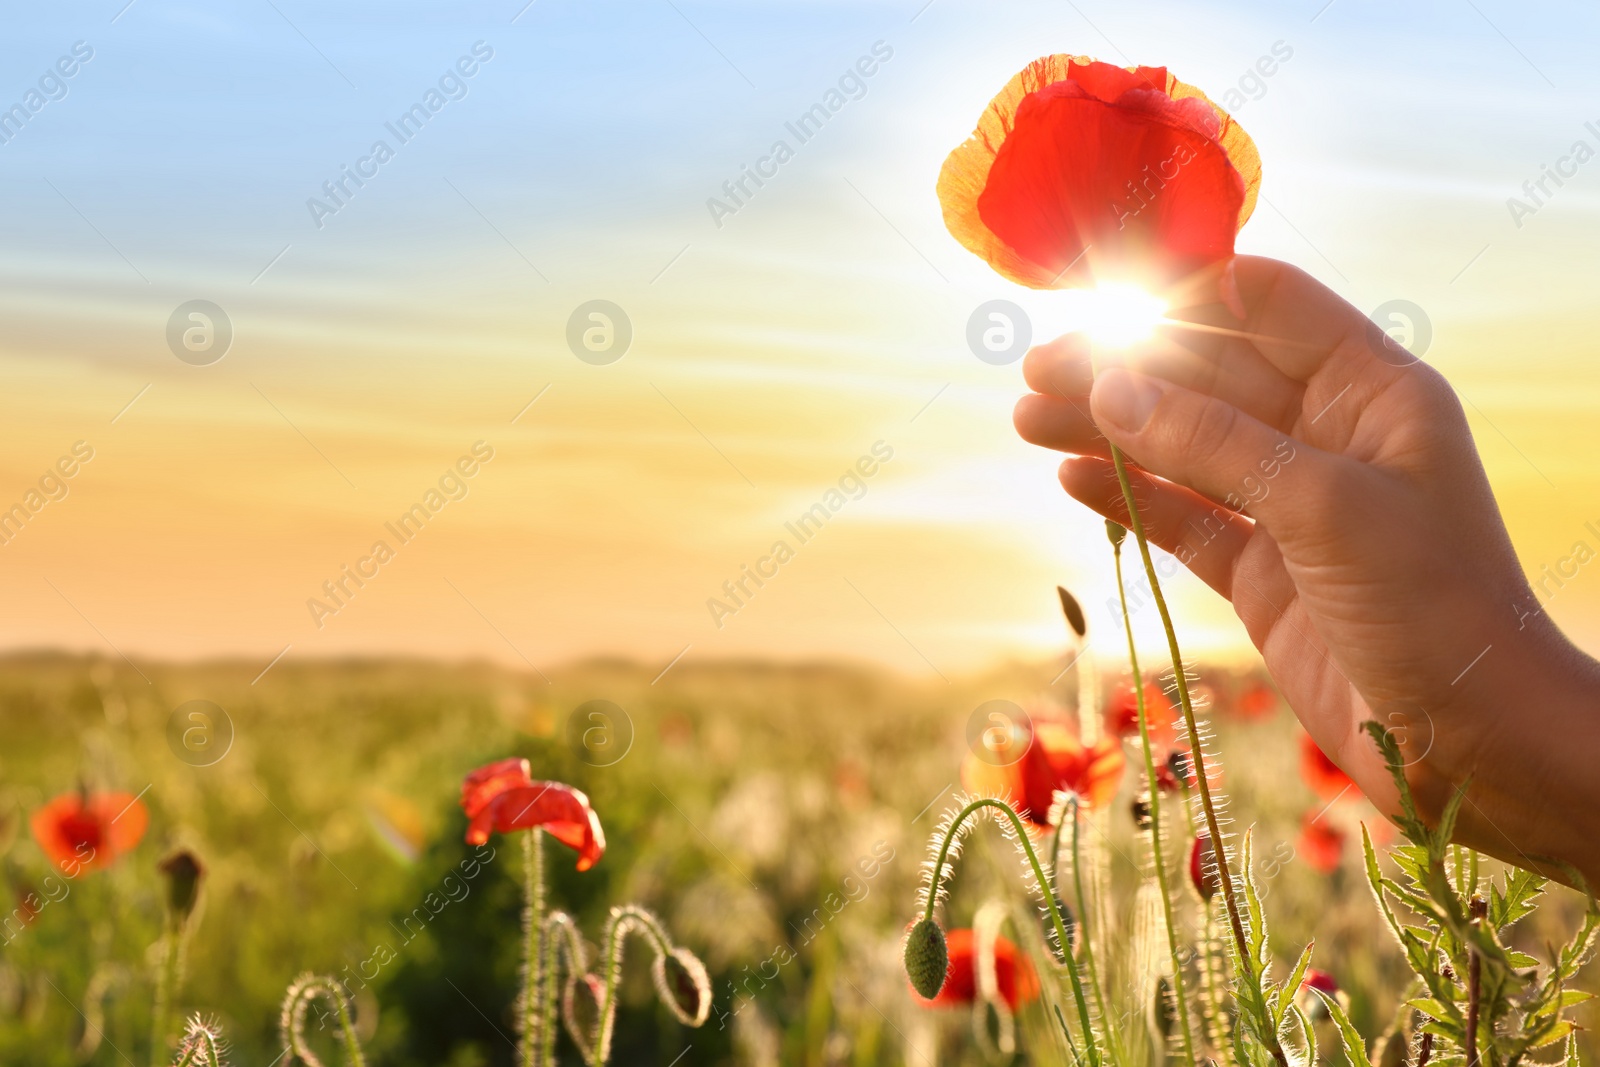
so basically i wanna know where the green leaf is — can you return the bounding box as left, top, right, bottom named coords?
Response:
left=1491, top=867, right=1546, bottom=928
left=1313, top=988, right=1373, bottom=1067
left=1432, top=780, right=1471, bottom=857
left=1404, top=998, right=1454, bottom=1019
left=1278, top=941, right=1315, bottom=1030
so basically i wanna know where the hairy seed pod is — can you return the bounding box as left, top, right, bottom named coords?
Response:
left=904, top=919, right=949, bottom=999
left=654, top=947, right=712, bottom=1027
left=561, top=972, right=604, bottom=1062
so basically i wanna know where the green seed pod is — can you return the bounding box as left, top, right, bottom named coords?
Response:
left=904, top=918, right=949, bottom=1000
left=1106, top=520, right=1127, bottom=547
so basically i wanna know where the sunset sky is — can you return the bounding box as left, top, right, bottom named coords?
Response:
left=3, top=0, right=1599, bottom=680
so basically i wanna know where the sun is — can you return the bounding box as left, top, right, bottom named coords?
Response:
left=1061, top=283, right=1168, bottom=347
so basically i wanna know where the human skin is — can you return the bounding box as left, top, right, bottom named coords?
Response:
left=1012, top=255, right=1600, bottom=887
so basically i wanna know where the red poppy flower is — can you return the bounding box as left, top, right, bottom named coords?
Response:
left=1299, top=734, right=1354, bottom=799
left=1103, top=680, right=1179, bottom=747
left=30, top=790, right=148, bottom=873
left=938, top=56, right=1260, bottom=290
left=962, top=717, right=1124, bottom=827
left=912, top=928, right=1041, bottom=1010
left=1296, top=811, right=1345, bottom=874
left=460, top=759, right=606, bottom=872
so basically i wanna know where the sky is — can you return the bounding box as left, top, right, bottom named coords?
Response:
left=2, top=0, right=1600, bottom=680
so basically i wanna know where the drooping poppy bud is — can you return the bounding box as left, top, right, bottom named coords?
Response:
left=1057, top=586, right=1087, bottom=638
left=653, top=947, right=712, bottom=1026
left=1188, top=834, right=1220, bottom=901
left=903, top=919, right=949, bottom=1000
left=562, top=972, right=606, bottom=1060
left=158, top=849, right=205, bottom=922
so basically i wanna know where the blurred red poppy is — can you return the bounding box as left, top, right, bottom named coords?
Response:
left=1299, top=734, right=1354, bottom=799
left=1104, top=680, right=1179, bottom=747
left=938, top=56, right=1260, bottom=290
left=1233, top=680, right=1278, bottom=720
left=1296, top=812, right=1345, bottom=874
left=460, top=759, right=606, bottom=872
left=1300, top=968, right=1338, bottom=996
left=30, top=790, right=148, bottom=873
left=962, top=717, right=1124, bottom=827
left=912, top=928, right=1040, bottom=1010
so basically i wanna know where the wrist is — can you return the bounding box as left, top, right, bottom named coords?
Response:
left=1407, top=610, right=1600, bottom=886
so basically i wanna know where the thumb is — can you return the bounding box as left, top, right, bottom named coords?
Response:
left=1089, top=366, right=1346, bottom=527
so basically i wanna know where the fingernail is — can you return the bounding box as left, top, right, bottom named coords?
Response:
left=1094, top=368, right=1163, bottom=433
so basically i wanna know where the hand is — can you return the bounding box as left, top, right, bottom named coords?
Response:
left=1014, top=255, right=1600, bottom=884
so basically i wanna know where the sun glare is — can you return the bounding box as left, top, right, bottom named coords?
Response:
left=1062, top=283, right=1168, bottom=347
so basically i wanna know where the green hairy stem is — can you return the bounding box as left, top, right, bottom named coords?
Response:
left=925, top=797, right=1102, bottom=1067
left=1112, top=537, right=1199, bottom=1066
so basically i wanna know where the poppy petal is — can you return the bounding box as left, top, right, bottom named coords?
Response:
left=937, top=55, right=1260, bottom=291
left=483, top=783, right=606, bottom=871
left=461, top=757, right=535, bottom=819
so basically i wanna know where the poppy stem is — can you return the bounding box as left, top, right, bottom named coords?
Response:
left=1112, top=538, right=1199, bottom=1067
left=926, top=797, right=1101, bottom=1067
left=522, top=828, right=548, bottom=1067
left=150, top=913, right=183, bottom=1067
left=591, top=906, right=675, bottom=1065
left=1107, top=443, right=1287, bottom=1067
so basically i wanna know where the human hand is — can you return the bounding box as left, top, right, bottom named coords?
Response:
left=1014, top=255, right=1600, bottom=883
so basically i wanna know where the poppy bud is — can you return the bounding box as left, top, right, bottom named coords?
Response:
left=904, top=918, right=949, bottom=999
left=1165, top=749, right=1193, bottom=788
left=562, top=972, right=605, bottom=1061
left=653, top=947, right=712, bottom=1026
left=1469, top=895, right=1487, bottom=922
left=1131, top=796, right=1153, bottom=829
left=1057, top=586, right=1087, bottom=638
left=1106, top=521, right=1127, bottom=547
left=158, top=849, right=205, bottom=922
left=1151, top=975, right=1175, bottom=1039
left=1188, top=835, right=1220, bottom=901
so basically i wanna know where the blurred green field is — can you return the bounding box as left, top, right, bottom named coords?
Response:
left=1, top=652, right=1594, bottom=1066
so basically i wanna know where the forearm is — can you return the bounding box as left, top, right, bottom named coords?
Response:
left=1408, top=611, right=1600, bottom=888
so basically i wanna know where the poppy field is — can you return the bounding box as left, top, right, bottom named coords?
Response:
left=2, top=635, right=1595, bottom=1066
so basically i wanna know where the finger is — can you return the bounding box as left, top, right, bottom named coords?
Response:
left=1057, top=455, right=1251, bottom=597
left=1014, top=393, right=1105, bottom=456
left=1088, top=366, right=1358, bottom=535
left=1021, top=333, right=1094, bottom=399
